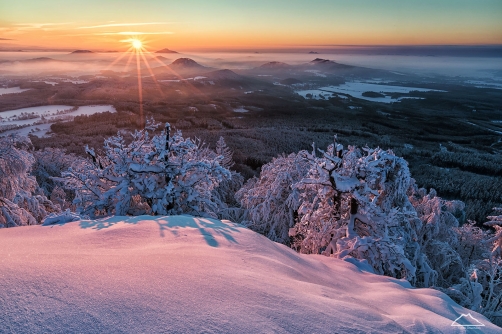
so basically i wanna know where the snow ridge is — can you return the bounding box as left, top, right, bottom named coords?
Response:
left=1, top=215, right=499, bottom=333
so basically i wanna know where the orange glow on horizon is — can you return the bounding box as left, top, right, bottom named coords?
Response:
left=1, top=24, right=501, bottom=52
left=1, top=1, right=501, bottom=51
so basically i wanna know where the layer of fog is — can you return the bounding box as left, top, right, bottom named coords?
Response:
left=1, top=50, right=501, bottom=80
left=182, top=52, right=502, bottom=78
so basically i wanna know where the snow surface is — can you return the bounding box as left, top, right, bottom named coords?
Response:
left=465, top=80, right=502, bottom=90
left=0, top=215, right=499, bottom=333
left=30, top=79, right=89, bottom=85
left=296, top=82, right=443, bottom=103
left=0, top=105, right=117, bottom=137
left=0, top=87, right=31, bottom=95
left=60, top=79, right=89, bottom=84
left=304, top=70, right=327, bottom=78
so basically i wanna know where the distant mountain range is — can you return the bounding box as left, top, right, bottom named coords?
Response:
left=169, top=58, right=204, bottom=68
left=204, top=69, right=241, bottom=80
left=149, top=57, right=208, bottom=77
left=306, top=58, right=354, bottom=69
left=70, top=50, right=94, bottom=54
left=242, top=58, right=408, bottom=81
left=146, top=56, right=408, bottom=88
left=147, top=58, right=271, bottom=89
left=204, top=69, right=274, bottom=89
left=258, top=61, right=292, bottom=69
left=21, top=57, right=60, bottom=63
left=156, top=48, right=178, bottom=54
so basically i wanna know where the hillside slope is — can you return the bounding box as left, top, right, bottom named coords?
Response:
left=0, top=216, right=498, bottom=333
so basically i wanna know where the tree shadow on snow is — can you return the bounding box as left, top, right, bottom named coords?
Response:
left=78, top=215, right=133, bottom=230
left=77, top=215, right=240, bottom=247
left=154, top=216, right=240, bottom=247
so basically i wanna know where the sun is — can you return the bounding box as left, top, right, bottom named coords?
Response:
left=132, top=39, right=142, bottom=50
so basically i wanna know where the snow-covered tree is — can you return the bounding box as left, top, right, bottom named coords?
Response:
left=486, top=208, right=502, bottom=257
left=215, top=136, right=234, bottom=169
left=408, top=186, right=467, bottom=287
left=478, top=208, right=502, bottom=325
left=209, top=136, right=243, bottom=211
left=0, top=135, right=59, bottom=228
left=290, top=142, right=423, bottom=282
left=60, top=120, right=233, bottom=218
left=32, top=147, right=78, bottom=210
left=32, top=147, right=76, bottom=196
left=236, top=152, right=310, bottom=243
left=238, top=136, right=502, bottom=321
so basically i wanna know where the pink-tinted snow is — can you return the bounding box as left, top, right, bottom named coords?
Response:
left=0, top=216, right=499, bottom=333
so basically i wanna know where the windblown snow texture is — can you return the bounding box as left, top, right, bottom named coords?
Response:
left=1, top=216, right=498, bottom=333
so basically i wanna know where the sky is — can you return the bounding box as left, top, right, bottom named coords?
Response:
left=0, top=0, right=501, bottom=51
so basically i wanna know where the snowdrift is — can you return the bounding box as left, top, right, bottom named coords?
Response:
left=0, top=216, right=499, bottom=333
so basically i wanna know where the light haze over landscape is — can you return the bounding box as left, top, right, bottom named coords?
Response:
left=1, top=1, right=502, bottom=333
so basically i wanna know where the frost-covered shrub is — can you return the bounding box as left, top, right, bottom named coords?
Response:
left=42, top=209, right=84, bottom=226
left=236, top=152, right=310, bottom=243
left=32, top=147, right=76, bottom=196
left=290, top=143, right=424, bottom=283
left=60, top=120, right=234, bottom=218
left=209, top=137, right=244, bottom=210
left=238, top=137, right=502, bottom=321
left=0, top=135, right=60, bottom=228
left=408, top=186, right=466, bottom=287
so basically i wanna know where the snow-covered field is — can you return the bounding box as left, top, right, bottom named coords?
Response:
left=0, top=87, right=31, bottom=95
left=0, top=105, right=117, bottom=137
left=233, top=107, right=249, bottom=113
left=31, top=81, right=59, bottom=86
left=465, top=80, right=502, bottom=90
left=297, top=82, right=443, bottom=103
left=0, top=216, right=498, bottom=333
left=304, top=69, right=327, bottom=77
left=60, top=79, right=89, bottom=84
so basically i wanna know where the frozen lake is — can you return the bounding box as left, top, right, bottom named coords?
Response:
left=0, top=87, right=31, bottom=95
left=0, top=104, right=117, bottom=137
left=296, top=82, right=443, bottom=103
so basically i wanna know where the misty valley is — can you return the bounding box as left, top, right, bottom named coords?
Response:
left=1, top=50, right=501, bottom=223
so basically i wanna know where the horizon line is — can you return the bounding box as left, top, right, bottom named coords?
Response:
left=1, top=43, right=502, bottom=54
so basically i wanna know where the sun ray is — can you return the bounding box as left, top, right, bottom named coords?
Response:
left=122, top=51, right=135, bottom=73
left=135, top=47, right=144, bottom=128
left=142, top=49, right=208, bottom=98
left=117, top=37, right=210, bottom=128
left=104, top=46, right=134, bottom=71
left=138, top=49, right=165, bottom=97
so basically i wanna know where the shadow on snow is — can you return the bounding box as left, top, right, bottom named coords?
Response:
left=76, top=214, right=240, bottom=247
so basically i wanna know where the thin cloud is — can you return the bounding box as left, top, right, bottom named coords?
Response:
left=95, top=31, right=174, bottom=36
left=78, top=22, right=173, bottom=29
left=0, top=38, right=15, bottom=40
left=14, top=22, right=74, bottom=29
